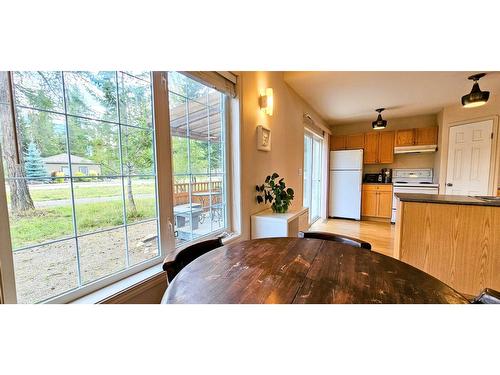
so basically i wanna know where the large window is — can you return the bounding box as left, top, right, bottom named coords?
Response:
left=0, top=71, right=160, bottom=303
left=167, top=72, right=228, bottom=247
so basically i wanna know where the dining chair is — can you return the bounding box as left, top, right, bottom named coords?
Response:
left=298, top=231, right=372, bottom=250
left=162, top=237, right=224, bottom=283
left=471, top=288, right=500, bottom=304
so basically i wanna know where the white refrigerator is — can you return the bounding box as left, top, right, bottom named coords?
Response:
left=329, top=149, right=363, bottom=220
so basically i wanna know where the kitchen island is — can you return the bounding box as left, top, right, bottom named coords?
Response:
left=394, top=193, right=500, bottom=296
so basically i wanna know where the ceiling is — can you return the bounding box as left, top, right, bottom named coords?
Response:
left=284, top=71, right=500, bottom=125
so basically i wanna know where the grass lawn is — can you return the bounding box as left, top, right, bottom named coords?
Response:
left=7, top=181, right=155, bottom=202
left=10, top=198, right=156, bottom=249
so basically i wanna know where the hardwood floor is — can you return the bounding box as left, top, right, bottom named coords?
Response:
left=310, top=218, right=395, bottom=257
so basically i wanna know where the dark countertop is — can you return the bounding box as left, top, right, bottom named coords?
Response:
left=395, top=193, right=500, bottom=207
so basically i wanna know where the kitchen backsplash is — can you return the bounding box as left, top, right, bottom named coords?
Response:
left=363, top=152, right=436, bottom=173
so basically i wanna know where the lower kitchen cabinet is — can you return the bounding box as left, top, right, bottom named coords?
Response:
left=361, top=184, right=393, bottom=219
left=361, top=190, right=378, bottom=216
left=377, top=190, right=393, bottom=218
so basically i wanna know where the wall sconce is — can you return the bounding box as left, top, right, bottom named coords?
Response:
left=259, top=88, right=273, bottom=116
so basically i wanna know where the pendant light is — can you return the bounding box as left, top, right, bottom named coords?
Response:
left=461, top=73, right=490, bottom=108
left=372, top=108, right=387, bottom=130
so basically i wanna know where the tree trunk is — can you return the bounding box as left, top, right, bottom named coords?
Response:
left=0, top=72, right=35, bottom=215
left=126, top=170, right=137, bottom=213
left=120, top=73, right=137, bottom=215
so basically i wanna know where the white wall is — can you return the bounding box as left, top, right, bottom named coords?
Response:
left=239, top=72, right=329, bottom=241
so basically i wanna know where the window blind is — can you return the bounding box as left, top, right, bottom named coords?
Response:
left=180, top=71, right=237, bottom=98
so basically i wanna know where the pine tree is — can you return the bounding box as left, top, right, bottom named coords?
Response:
left=24, top=141, right=48, bottom=181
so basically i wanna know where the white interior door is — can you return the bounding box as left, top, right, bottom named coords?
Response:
left=445, top=120, right=493, bottom=195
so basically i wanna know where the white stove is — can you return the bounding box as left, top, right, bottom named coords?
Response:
left=391, top=169, right=439, bottom=223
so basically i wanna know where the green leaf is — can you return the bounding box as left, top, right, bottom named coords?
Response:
left=260, top=184, right=265, bottom=192
left=256, top=195, right=263, bottom=204
left=255, top=185, right=260, bottom=192
left=286, top=188, right=294, bottom=195
left=265, top=175, right=270, bottom=183
left=272, top=172, right=279, bottom=179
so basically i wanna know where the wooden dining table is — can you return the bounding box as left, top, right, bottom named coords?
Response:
left=163, top=237, right=469, bottom=304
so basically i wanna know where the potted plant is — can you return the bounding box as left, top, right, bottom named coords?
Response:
left=255, top=172, right=294, bottom=213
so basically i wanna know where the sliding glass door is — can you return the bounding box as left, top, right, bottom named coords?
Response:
left=303, top=131, right=323, bottom=223
left=167, top=72, right=228, bottom=247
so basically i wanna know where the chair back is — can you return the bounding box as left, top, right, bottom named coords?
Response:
left=163, top=237, right=223, bottom=283
left=299, top=231, right=372, bottom=250
left=472, top=288, right=500, bottom=304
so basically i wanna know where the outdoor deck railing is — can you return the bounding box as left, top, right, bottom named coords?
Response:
left=173, top=181, right=222, bottom=207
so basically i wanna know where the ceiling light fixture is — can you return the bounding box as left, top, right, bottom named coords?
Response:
left=372, top=108, right=387, bottom=130
left=461, top=73, right=490, bottom=108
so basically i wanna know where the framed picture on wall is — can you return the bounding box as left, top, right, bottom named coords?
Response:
left=257, top=125, right=271, bottom=151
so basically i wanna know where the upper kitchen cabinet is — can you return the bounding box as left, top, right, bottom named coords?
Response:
left=378, top=131, right=395, bottom=163
left=364, top=131, right=394, bottom=164
left=363, top=133, right=379, bottom=163
left=395, top=129, right=415, bottom=146
left=331, top=133, right=364, bottom=150
left=395, top=126, right=438, bottom=146
left=415, top=127, right=438, bottom=145
left=330, top=135, right=346, bottom=150
left=346, top=133, right=365, bottom=149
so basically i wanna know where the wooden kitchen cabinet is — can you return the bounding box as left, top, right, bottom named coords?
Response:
left=331, top=135, right=346, bottom=150
left=363, top=131, right=394, bottom=164
left=415, top=127, right=438, bottom=145
left=377, top=191, right=393, bottom=218
left=361, top=190, right=378, bottom=217
left=363, top=133, right=379, bottom=163
left=395, top=129, right=415, bottom=146
left=395, top=126, right=438, bottom=146
left=361, top=184, right=393, bottom=219
left=378, top=131, right=394, bottom=163
left=331, top=134, right=364, bottom=150
left=346, top=133, right=365, bottom=149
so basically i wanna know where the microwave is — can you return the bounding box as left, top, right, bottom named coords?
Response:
left=364, top=173, right=383, bottom=183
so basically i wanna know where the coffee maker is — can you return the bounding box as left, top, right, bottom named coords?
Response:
left=381, top=168, right=392, bottom=183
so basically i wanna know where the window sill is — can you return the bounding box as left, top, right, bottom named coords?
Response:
left=222, top=232, right=241, bottom=245
left=70, top=264, right=165, bottom=304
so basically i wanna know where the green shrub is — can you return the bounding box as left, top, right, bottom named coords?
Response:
left=74, top=171, right=85, bottom=182
left=53, top=171, right=65, bottom=183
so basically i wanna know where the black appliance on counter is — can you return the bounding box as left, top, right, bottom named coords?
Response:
left=364, top=173, right=383, bottom=183
left=364, top=169, right=392, bottom=183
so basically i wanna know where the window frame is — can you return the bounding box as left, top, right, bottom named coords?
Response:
left=0, top=71, right=174, bottom=304
left=166, top=73, right=232, bottom=251
left=0, top=71, right=240, bottom=304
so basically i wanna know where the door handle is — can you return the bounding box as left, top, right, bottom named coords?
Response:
left=446, top=183, right=453, bottom=187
